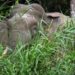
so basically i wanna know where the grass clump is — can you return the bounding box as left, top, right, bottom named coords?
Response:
left=0, top=20, right=75, bottom=75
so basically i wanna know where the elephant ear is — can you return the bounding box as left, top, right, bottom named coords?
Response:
left=46, top=12, right=60, bottom=18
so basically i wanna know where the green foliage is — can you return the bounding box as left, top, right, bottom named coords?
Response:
left=0, top=0, right=74, bottom=75
left=0, top=0, right=11, bottom=20
left=15, top=0, right=19, bottom=4
left=0, top=20, right=75, bottom=75
left=0, top=45, right=3, bottom=56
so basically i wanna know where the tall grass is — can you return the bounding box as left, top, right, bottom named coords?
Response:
left=0, top=20, right=75, bottom=75
left=0, top=0, right=75, bottom=74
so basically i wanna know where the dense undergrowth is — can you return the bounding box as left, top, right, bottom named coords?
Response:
left=0, top=20, right=75, bottom=75
left=0, top=0, right=75, bottom=75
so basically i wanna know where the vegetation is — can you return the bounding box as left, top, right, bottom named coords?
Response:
left=0, top=0, right=70, bottom=18
left=0, top=0, right=75, bottom=75
left=0, top=20, right=75, bottom=75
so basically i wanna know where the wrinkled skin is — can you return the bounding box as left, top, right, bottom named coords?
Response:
left=0, top=21, right=8, bottom=47
left=7, top=3, right=48, bottom=48
left=45, top=12, right=71, bottom=37
left=0, top=3, right=50, bottom=57
left=9, top=4, right=29, bottom=17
